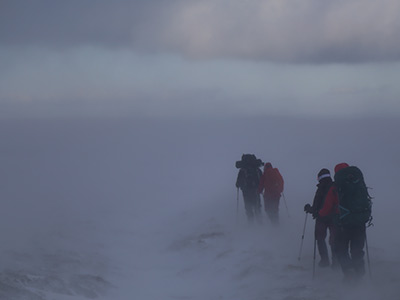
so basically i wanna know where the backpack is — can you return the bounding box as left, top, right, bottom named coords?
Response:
left=241, top=167, right=261, bottom=190
left=236, top=154, right=263, bottom=169
left=334, top=166, right=372, bottom=226
left=263, top=168, right=284, bottom=197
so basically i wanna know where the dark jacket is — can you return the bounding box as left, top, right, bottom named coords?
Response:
left=236, top=167, right=262, bottom=192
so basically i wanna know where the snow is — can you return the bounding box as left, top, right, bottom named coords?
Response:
left=0, top=116, right=399, bottom=300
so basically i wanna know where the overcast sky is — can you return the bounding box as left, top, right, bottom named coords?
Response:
left=1, top=0, right=400, bottom=119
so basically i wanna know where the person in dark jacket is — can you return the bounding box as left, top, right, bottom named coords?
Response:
left=236, top=156, right=263, bottom=223
left=304, top=168, right=338, bottom=268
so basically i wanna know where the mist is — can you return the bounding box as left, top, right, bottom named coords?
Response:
left=0, top=115, right=399, bottom=299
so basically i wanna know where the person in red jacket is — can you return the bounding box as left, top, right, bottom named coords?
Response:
left=258, top=162, right=284, bottom=225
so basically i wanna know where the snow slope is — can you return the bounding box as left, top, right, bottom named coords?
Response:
left=0, top=116, right=399, bottom=300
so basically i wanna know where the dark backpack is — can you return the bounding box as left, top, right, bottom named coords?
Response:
left=334, top=166, right=372, bottom=226
left=236, top=154, right=263, bottom=169
left=242, top=167, right=261, bottom=190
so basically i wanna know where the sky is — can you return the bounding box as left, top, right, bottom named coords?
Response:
left=1, top=0, right=400, bottom=119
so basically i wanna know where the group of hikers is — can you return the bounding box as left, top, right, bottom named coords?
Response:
left=235, top=154, right=284, bottom=225
left=235, top=154, right=373, bottom=282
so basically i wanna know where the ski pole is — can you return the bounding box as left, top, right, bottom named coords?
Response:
left=282, top=192, right=290, bottom=218
left=312, top=238, right=317, bottom=279
left=365, top=231, right=372, bottom=279
left=298, top=212, right=308, bottom=261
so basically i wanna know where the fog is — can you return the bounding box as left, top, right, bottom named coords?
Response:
left=0, top=116, right=399, bottom=299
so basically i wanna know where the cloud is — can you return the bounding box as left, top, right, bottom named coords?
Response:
left=1, top=0, right=400, bottom=63
left=1, top=44, right=399, bottom=119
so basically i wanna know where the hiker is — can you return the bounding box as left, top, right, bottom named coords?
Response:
left=319, top=163, right=372, bottom=280
left=304, top=168, right=338, bottom=268
left=235, top=154, right=263, bottom=223
left=257, top=162, right=284, bottom=225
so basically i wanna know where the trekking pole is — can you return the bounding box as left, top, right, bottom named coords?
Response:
left=312, top=238, right=317, bottom=279
left=236, top=187, right=239, bottom=222
left=298, top=212, right=308, bottom=261
left=282, top=192, right=290, bottom=218
left=365, top=231, right=372, bottom=279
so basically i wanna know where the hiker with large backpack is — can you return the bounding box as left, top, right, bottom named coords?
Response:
left=319, top=163, right=372, bottom=281
left=257, top=162, right=284, bottom=225
left=304, top=168, right=338, bottom=268
left=235, top=154, right=263, bottom=224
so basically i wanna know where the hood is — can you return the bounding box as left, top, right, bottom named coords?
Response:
left=334, top=163, right=349, bottom=174
left=264, top=162, right=272, bottom=172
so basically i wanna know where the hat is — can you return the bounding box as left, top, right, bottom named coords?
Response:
left=334, top=163, right=349, bottom=174
left=264, top=162, right=272, bottom=171
left=317, top=168, right=331, bottom=182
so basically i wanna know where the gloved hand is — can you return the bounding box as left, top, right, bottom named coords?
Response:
left=304, top=204, right=313, bottom=213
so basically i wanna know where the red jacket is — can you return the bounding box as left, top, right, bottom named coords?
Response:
left=318, top=185, right=339, bottom=217
left=258, top=163, right=284, bottom=198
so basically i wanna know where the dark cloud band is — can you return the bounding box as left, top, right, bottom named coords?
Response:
left=1, top=0, right=400, bottom=63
